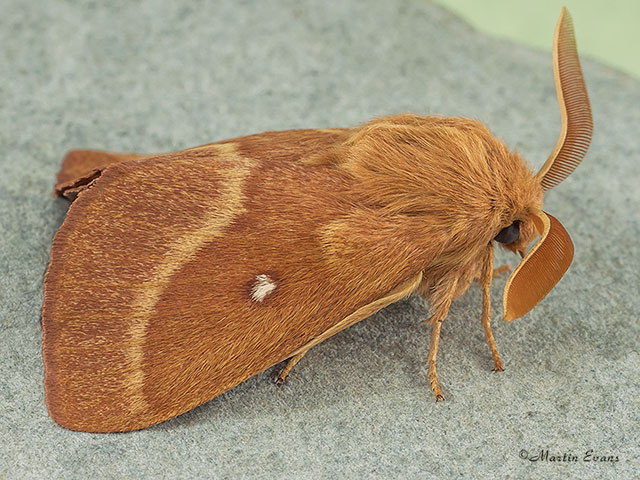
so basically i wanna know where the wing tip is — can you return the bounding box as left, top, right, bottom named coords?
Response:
left=54, top=149, right=150, bottom=197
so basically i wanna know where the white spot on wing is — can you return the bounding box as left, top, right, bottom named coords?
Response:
left=251, top=274, right=276, bottom=302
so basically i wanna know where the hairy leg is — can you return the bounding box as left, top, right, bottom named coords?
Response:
left=481, top=243, right=504, bottom=371
left=424, top=276, right=458, bottom=401
left=274, top=273, right=423, bottom=385
left=275, top=350, right=308, bottom=385
left=493, top=264, right=511, bottom=277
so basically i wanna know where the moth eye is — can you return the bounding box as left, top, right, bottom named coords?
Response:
left=494, top=221, right=520, bottom=244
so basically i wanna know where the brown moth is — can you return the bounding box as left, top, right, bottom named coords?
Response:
left=42, top=8, right=592, bottom=432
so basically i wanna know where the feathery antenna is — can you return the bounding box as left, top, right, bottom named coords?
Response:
left=536, top=7, right=593, bottom=190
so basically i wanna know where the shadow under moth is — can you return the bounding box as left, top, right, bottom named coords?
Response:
left=42, top=8, right=592, bottom=432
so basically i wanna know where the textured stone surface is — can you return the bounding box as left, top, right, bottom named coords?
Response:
left=1, top=1, right=638, bottom=478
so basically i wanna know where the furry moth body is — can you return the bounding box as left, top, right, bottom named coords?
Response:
left=42, top=8, right=592, bottom=432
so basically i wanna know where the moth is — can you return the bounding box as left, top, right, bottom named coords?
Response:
left=42, top=8, right=592, bottom=432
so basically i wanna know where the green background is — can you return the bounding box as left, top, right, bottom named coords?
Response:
left=432, top=0, right=639, bottom=79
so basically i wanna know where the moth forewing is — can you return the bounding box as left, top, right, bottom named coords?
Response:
left=42, top=130, right=446, bottom=432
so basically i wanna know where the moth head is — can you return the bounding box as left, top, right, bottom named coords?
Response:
left=494, top=217, right=536, bottom=258
left=501, top=7, right=592, bottom=322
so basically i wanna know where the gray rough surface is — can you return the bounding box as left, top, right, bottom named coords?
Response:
left=1, top=0, right=638, bottom=478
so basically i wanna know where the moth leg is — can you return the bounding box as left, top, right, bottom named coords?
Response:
left=427, top=320, right=445, bottom=401
left=473, top=264, right=509, bottom=283
left=275, top=350, right=309, bottom=385
left=481, top=243, right=504, bottom=371
left=425, top=276, right=458, bottom=401
left=492, top=264, right=511, bottom=277
left=273, top=273, right=423, bottom=388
